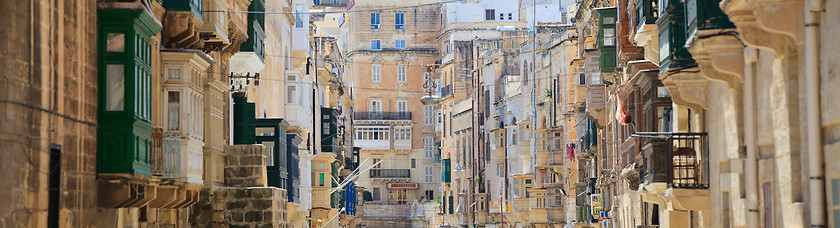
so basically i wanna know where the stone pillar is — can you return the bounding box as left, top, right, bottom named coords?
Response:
left=225, top=145, right=268, bottom=187
left=212, top=187, right=288, bottom=228
left=211, top=145, right=289, bottom=227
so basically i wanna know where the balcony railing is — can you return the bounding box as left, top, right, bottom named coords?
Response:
left=152, top=129, right=180, bottom=178
left=369, top=169, right=410, bottom=178
left=640, top=132, right=709, bottom=189
left=354, top=112, right=412, bottom=120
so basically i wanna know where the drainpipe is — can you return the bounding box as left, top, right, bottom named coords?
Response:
left=744, top=47, right=759, bottom=228
left=805, top=0, right=826, bottom=227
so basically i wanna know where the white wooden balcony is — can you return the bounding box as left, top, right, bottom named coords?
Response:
left=153, top=130, right=203, bottom=185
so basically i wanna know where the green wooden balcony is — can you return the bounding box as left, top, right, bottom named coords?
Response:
left=97, top=9, right=161, bottom=176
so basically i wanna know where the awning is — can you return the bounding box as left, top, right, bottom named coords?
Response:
left=387, top=183, right=419, bottom=189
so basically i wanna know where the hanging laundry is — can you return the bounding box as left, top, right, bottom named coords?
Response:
left=616, top=95, right=632, bottom=125
left=566, top=143, right=576, bottom=160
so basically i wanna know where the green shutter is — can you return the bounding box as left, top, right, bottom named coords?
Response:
left=233, top=93, right=256, bottom=145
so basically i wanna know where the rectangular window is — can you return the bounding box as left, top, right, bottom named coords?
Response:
left=371, top=40, right=381, bottom=50
left=396, top=40, right=406, bottom=49
left=371, top=65, right=381, bottom=82
left=370, top=13, right=381, bottom=29
left=499, top=13, right=503, bottom=20
left=397, top=100, right=407, bottom=113
left=485, top=9, right=495, bottom=20
left=411, top=159, right=416, bottom=168
left=167, top=68, right=181, bottom=79
left=395, top=13, right=405, bottom=29
left=508, top=13, right=513, bottom=20
left=763, top=182, right=772, bottom=228
left=167, top=91, right=180, bottom=130
left=313, top=0, right=320, bottom=5
left=263, top=141, right=275, bottom=166
left=578, top=73, right=587, bottom=86
left=368, top=100, right=382, bottom=112
left=287, top=86, right=296, bottom=104
left=373, top=187, right=381, bottom=201
left=106, top=33, right=125, bottom=52
left=831, top=178, right=839, bottom=228
left=424, top=137, right=434, bottom=158
left=425, top=165, right=433, bottom=183
left=105, top=64, right=125, bottom=111
left=424, top=105, right=433, bottom=125
left=603, top=28, right=615, bottom=46
left=319, top=173, right=325, bottom=187
left=323, top=122, right=330, bottom=133
left=397, top=65, right=407, bottom=82
left=295, top=4, right=304, bottom=28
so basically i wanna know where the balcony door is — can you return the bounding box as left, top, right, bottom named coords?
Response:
left=369, top=100, right=382, bottom=119
left=389, top=189, right=407, bottom=204
left=397, top=100, right=408, bottom=119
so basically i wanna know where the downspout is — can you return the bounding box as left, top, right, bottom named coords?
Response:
left=805, top=0, right=826, bottom=227
left=744, top=47, right=759, bottom=228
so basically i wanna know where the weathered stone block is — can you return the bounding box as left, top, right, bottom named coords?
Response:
left=253, top=200, right=273, bottom=210
left=245, top=211, right=263, bottom=222
left=227, top=201, right=248, bottom=210
left=232, top=211, right=245, bottom=222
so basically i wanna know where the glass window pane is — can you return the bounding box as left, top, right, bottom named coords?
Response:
left=256, top=127, right=274, bottom=136
left=287, top=86, right=296, bottom=104
left=263, top=141, right=275, bottom=166
left=105, top=64, right=125, bottom=111
left=107, top=33, right=125, bottom=52
left=168, top=68, right=181, bottom=79
left=167, top=91, right=180, bottom=130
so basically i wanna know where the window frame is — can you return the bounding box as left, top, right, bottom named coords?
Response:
left=397, top=65, right=407, bottom=82
left=371, top=64, right=381, bottom=82
left=370, top=13, right=381, bottom=29
left=395, top=13, right=405, bottom=29
left=371, top=40, right=381, bottom=50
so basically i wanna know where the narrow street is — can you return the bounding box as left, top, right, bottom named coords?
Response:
left=0, top=0, right=837, bottom=227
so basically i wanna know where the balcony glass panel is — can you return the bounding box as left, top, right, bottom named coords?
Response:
left=369, top=169, right=410, bottom=178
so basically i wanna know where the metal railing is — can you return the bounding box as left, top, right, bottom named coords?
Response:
left=640, top=132, right=709, bottom=189
left=353, top=112, right=412, bottom=120
left=152, top=129, right=181, bottom=178
left=369, top=169, right=410, bottom=178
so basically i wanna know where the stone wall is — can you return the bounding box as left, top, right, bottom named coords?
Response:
left=212, top=145, right=289, bottom=227
left=0, top=0, right=99, bottom=227
left=212, top=187, right=288, bottom=228
left=225, top=145, right=269, bottom=187
left=356, top=203, right=437, bottom=228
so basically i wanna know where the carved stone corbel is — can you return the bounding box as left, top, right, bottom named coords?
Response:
left=660, top=71, right=709, bottom=113
left=689, top=30, right=745, bottom=92
left=722, top=0, right=803, bottom=57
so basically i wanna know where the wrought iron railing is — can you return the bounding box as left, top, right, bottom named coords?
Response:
left=369, top=169, right=410, bottom=178
left=353, top=112, right=412, bottom=120
left=640, top=132, right=709, bottom=189
left=152, top=129, right=181, bottom=178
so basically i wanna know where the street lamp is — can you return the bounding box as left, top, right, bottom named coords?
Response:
left=421, top=65, right=441, bottom=105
